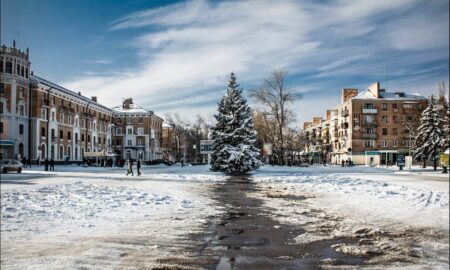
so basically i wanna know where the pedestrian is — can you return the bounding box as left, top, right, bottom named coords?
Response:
left=50, top=158, right=55, bottom=171
left=341, top=159, right=345, bottom=167
left=44, top=158, right=49, bottom=171
left=22, top=157, right=27, bottom=166
left=37, top=157, right=41, bottom=167
left=126, top=158, right=134, bottom=176
left=27, top=158, right=32, bottom=168
left=137, top=159, right=141, bottom=176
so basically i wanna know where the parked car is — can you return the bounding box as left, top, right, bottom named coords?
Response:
left=0, top=159, right=23, bottom=174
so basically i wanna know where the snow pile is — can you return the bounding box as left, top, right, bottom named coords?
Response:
left=1, top=181, right=182, bottom=236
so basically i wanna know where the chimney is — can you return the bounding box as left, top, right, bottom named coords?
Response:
left=91, top=96, right=97, bottom=102
left=123, top=98, right=133, bottom=109
left=341, top=88, right=358, bottom=103
left=13, top=39, right=16, bottom=48
left=368, top=82, right=381, bottom=98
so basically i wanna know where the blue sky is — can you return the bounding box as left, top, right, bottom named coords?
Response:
left=2, top=0, right=449, bottom=125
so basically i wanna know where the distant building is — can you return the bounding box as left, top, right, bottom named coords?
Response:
left=111, top=98, right=163, bottom=161
left=304, top=82, right=428, bottom=166
left=162, top=121, right=178, bottom=162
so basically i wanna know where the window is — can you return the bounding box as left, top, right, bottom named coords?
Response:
left=51, top=111, right=55, bottom=121
left=81, top=134, right=85, bottom=142
left=138, top=117, right=143, bottom=124
left=381, top=140, right=387, bottom=147
left=19, top=105, right=24, bottom=116
left=17, top=64, right=20, bottom=75
left=127, top=127, right=133, bottom=135
left=21, top=66, right=24, bottom=77
left=116, top=128, right=122, bottom=135
left=127, top=117, right=132, bottom=124
left=75, top=133, right=78, bottom=142
left=138, top=127, right=144, bottom=135
left=117, top=139, right=121, bottom=145
left=81, top=119, right=85, bottom=128
left=364, top=140, right=374, bottom=147
left=19, top=87, right=24, bottom=97
left=382, top=116, right=387, bottom=123
left=382, top=128, right=388, bottom=135
left=0, top=122, right=3, bottom=134
left=127, top=139, right=132, bottom=146
left=382, top=103, right=387, bottom=110
left=5, top=61, right=12, bottom=73
left=60, top=113, right=64, bottom=123
left=0, top=60, right=3, bottom=72
left=364, top=103, right=374, bottom=109
left=0, top=101, right=4, bottom=114
left=68, top=132, right=71, bottom=140
left=41, top=127, right=46, bottom=137
left=88, top=135, right=91, bottom=143
left=137, top=139, right=143, bottom=146
left=59, top=130, right=63, bottom=139
left=392, top=103, right=398, bottom=110
left=393, top=141, right=398, bottom=147
left=393, top=128, right=398, bottom=135
left=393, top=116, right=398, bottom=123
left=68, top=115, right=72, bottom=125
left=19, top=124, right=24, bottom=135
left=366, top=128, right=375, bottom=134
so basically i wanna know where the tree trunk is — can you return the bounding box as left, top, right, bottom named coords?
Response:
left=422, top=159, right=426, bottom=168
left=433, top=159, right=437, bottom=171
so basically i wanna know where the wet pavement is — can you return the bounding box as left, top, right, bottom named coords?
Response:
left=156, top=177, right=368, bottom=269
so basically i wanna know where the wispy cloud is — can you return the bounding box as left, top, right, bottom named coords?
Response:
left=61, top=0, right=449, bottom=125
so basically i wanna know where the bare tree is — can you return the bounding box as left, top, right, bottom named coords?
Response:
left=251, top=70, right=296, bottom=165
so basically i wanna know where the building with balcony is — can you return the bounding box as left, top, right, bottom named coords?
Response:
left=111, top=98, right=163, bottom=161
left=1, top=41, right=164, bottom=162
left=303, top=82, right=428, bottom=166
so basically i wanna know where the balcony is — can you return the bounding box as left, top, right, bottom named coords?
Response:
left=362, top=108, right=378, bottom=114
left=362, top=133, right=377, bottom=139
left=362, top=120, right=378, bottom=127
left=340, top=122, right=349, bottom=129
left=341, top=110, right=349, bottom=117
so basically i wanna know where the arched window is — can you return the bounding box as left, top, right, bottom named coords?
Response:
left=75, top=147, right=78, bottom=160
left=51, top=145, right=55, bottom=159
left=67, top=146, right=71, bottom=159
left=59, top=145, right=64, bottom=160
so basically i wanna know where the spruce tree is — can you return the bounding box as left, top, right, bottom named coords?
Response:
left=413, top=95, right=445, bottom=170
left=210, top=72, right=262, bottom=175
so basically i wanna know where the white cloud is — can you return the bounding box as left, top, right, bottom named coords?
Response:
left=61, top=0, right=449, bottom=126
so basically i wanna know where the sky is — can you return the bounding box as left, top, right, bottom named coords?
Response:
left=1, top=0, right=449, bottom=126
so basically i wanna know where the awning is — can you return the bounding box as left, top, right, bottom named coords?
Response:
left=0, top=140, right=14, bottom=146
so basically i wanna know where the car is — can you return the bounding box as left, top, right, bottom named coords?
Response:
left=0, top=159, right=23, bottom=174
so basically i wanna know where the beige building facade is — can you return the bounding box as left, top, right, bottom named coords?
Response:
left=305, top=82, right=428, bottom=166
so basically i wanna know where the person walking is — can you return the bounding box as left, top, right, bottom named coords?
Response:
left=137, top=159, right=141, bottom=176
left=27, top=158, right=31, bottom=168
left=50, top=158, right=55, bottom=171
left=44, top=158, right=49, bottom=171
left=126, top=158, right=134, bottom=176
left=37, top=157, right=41, bottom=167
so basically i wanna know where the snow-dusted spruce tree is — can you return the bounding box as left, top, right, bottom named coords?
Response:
left=210, top=72, right=262, bottom=175
left=413, top=95, right=445, bottom=170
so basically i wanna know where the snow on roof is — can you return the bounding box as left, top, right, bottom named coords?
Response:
left=31, top=75, right=112, bottom=111
left=352, top=89, right=426, bottom=101
left=162, top=121, right=173, bottom=128
left=111, top=103, right=151, bottom=114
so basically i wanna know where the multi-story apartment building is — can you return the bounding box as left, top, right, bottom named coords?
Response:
left=30, top=76, right=113, bottom=161
left=111, top=98, right=163, bottom=161
left=1, top=41, right=163, bottom=162
left=305, top=82, right=428, bottom=166
left=0, top=41, right=31, bottom=160
left=162, top=121, right=178, bottom=162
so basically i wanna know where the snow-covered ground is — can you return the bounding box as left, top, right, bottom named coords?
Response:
left=1, top=164, right=448, bottom=269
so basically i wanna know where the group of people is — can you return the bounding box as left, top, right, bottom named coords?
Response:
left=20, top=157, right=32, bottom=168
left=126, top=158, right=142, bottom=176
